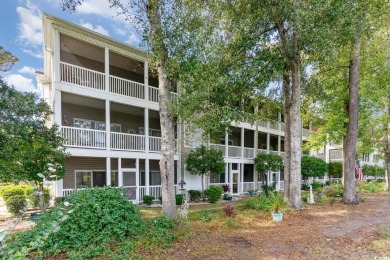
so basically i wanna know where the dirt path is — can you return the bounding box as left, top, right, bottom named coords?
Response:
left=162, top=192, right=390, bottom=260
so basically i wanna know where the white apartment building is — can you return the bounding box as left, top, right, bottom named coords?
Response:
left=37, top=14, right=311, bottom=203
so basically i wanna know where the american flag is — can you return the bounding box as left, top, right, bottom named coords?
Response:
left=355, top=161, right=364, bottom=181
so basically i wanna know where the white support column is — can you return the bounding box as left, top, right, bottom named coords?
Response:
left=224, top=163, right=228, bottom=184
left=118, top=158, right=123, bottom=187
left=53, top=30, right=60, bottom=83
left=106, top=157, right=111, bottom=186
left=241, top=127, right=245, bottom=158
left=56, top=179, right=63, bottom=197
left=136, top=158, right=140, bottom=202
left=239, top=163, right=243, bottom=194
left=278, top=112, right=282, bottom=131
left=229, top=163, right=233, bottom=193
left=144, top=61, right=149, bottom=101
left=278, top=135, right=281, bottom=154
left=276, top=172, right=281, bottom=191
left=225, top=130, right=229, bottom=158
left=105, top=100, right=110, bottom=150
left=105, top=47, right=109, bottom=92
left=54, top=90, right=62, bottom=128
left=144, top=108, right=149, bottom=152
left=266, top=133, right=270, bottom=152
left=145, top=159, right=150, bottom=195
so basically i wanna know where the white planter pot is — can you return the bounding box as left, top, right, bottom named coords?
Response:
left=272, top=212, right=283, bottom=222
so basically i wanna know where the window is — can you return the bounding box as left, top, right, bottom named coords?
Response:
left=75, top=171, right=108, bottom=188
left=139, top=127, right=161, bottom=137
left=362, top=153, right=370, bottom=162
left=74, top=118, right=121, bottom=132
left=220, top=139, right=233, bottom=145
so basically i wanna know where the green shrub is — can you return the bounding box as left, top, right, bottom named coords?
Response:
left=261, top=184, right=275, bottom=192
left=243, top=195, right=271, bottom=211
left=4, top=187, right=177, bottom=258
left=320, top=183, right=343, bottom=197
left=356, top=181, right=385, bottom=193
left=188, top=190, right=201, bottom=202
left=244, top=192, right=287, bottom=213
left=2, top=186, right=27, bottom=201
left=5, top=195, right=27, bottom=216
left=54, top=197, right=64, bottom=205
left=143, top=195, right=155, bottom=205
left=26, top=188, right=51, bottom=208
left=301, top=184, right=309, bottom=190
left=311, top=182, right=324, bottom=190
left=328, top=162, right=343, bottom=178
left=176, top=194, right=184, bottom=205
left=204, top=185, right=223, bottom=203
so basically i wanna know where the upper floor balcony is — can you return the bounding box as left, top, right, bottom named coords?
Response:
left=57, top=34, right=176, bottom=105
left=59, top=93, right=177, bottom=154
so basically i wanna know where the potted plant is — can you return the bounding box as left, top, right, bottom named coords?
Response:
left=267, top=192, right=287, bottom=222
left=222, top=184, right=230, bottom=199
left=227, top=193, right=233, bottom=201
left=248, top=189, right=257, bottom=196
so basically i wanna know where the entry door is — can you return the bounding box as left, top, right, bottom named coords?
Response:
left=232, top=171, right=240, bottom=194
left=122, top=169, right=138, bottom=202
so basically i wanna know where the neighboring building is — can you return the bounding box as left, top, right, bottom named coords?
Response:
left=37, top=14, right=311, bottom=203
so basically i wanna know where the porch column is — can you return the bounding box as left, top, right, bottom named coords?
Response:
left=145, top=159, right=150, bottom=195
left=254, top=104, right=259, bottom=191
left=144, top=108, right=149, bottom=152
left=278, top=112, right=282, bottom=131
left=276, top=172, right=280, bottom=191
left=118, top=158, right=123, bottom=187
left=105, top=100, right=110, bottom=150
left=54, top=90, right=62, bottom=128
left=266, top=133, right=270, bottom=152
left=278, top=135, right=281, bottom=154
left=239, top=163, right=244, bottom=194
left=105, top=47, right=109, bottom=92
left=144, top=61, right=149, bottom=100
left=229, top=163, right=233, bottom=193
left=225, top=130, right=229, bottom=158
left=53, top=30, right=60, bottom=83
left=56, top=179, right=63, bottom=197
left=224, top=163, right=228, bottom=185
left=241, top=127, right=245, bottom=158
left=106, top=157, right=111, bottom=186
left=136, top=158, right=140, bottom=202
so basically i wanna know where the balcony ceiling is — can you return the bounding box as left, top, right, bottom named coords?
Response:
left=61, top=35, right=104, bottom=63
left=62, top=93, right=159, bottom=118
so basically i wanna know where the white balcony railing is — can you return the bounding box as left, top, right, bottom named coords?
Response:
left=110, top=132, right=145, bottom=151
left=62, top=126, right=106, bottom=149
left=243, top=182, right=255, bottom=192
left=269, top=121, right=279, bottom=130
left=109, top=75, right=144, bottom=99
left=243, top=148, right=255, bottom=158
left=257, top=149, right=268, bottom=155
left=60, top=62, right=105, bottom=91
left=228, top=146, right=242, bottom=158
left=148, top=86, right=159, bottom=103
left=149, top=136, right=161, bottom=152
left=210, top=144, right=226, bottom=156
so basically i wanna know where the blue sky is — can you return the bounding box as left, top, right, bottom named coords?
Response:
left=0, top=0, right=141, bottom=94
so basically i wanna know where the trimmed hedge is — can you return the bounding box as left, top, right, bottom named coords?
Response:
left=188, top=190, right=201, bottom=202
left=143, top=195, right=155, bottom=205
left=205, top=185, right=223, bottom=203
left=5, top=195, right=27, bottom=216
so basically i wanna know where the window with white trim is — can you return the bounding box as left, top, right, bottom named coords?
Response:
left=74, top=118, right=121, bottom=132
left=75, top=171, right=118, bottom=188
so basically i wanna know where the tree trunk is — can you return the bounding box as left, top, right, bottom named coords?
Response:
left=384, top=94, right=390, bottom=191
left=149, top=0, right=177, bottom=217
left=342, top=36, right=362, bottom=205
left=288, top=55, right=302, bottom=209
left=282, top=65, right=291, bottom=201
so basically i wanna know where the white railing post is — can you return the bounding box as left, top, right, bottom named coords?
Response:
left=106, top=100, right=110, bottom=150
left=136, top=158, right=140, bottom=202
left=105, top=47, right=109, bottom=92
left=56, top=179, right=63, bottom=198
left=144, top=61, right=149, bottom=100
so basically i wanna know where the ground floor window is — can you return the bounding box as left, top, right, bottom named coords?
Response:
left=76, top=171, right=118, bottom=188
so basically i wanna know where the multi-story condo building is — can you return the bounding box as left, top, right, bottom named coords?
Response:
left=37, top=14, right=311, bottom=203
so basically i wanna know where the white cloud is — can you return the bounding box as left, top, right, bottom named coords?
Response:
left=16, top=0, right=42, bottom=46
left=4, top=74, right=38, bottom=93
left=76, top=0, right=124, bottom=21
left=126, top=34, right=141, bottom=45
left=80, top=21, right=110, bottom=36
left=22, top=49, right=43, bottom=59
left=18, top=66, right=38, bottom=75
left=114, top=27, right=127, bottom=36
